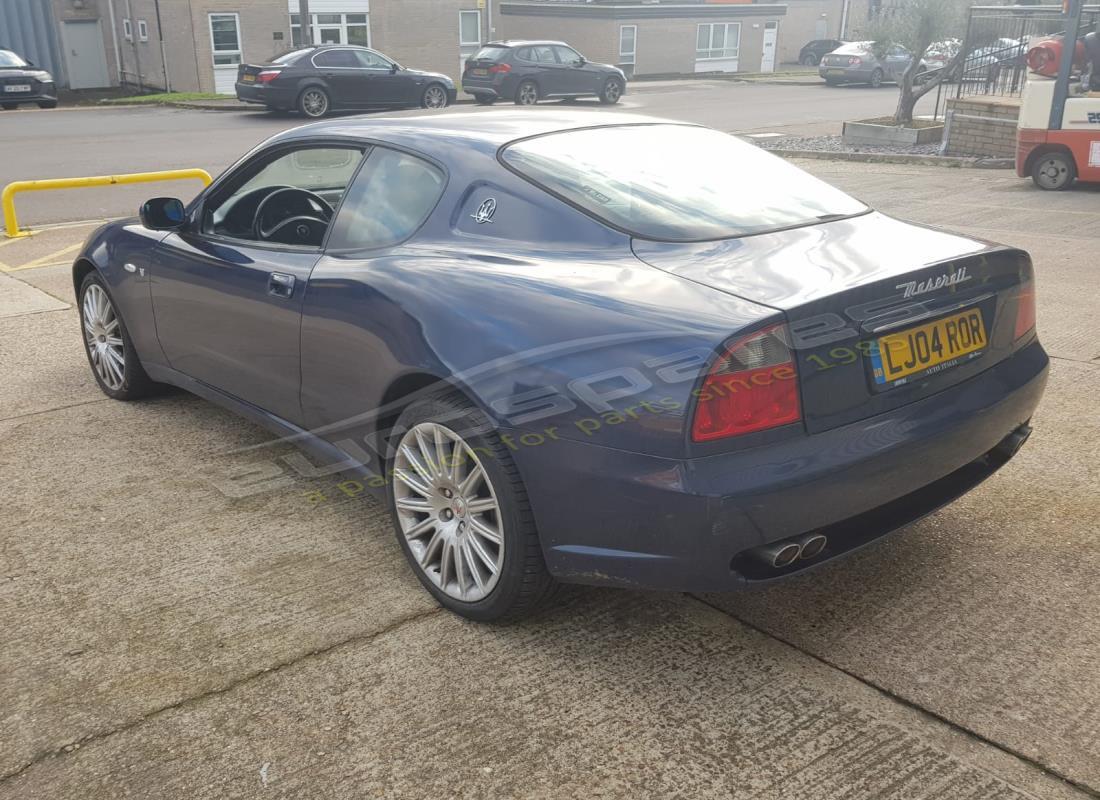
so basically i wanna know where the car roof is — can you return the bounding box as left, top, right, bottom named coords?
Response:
left=275, top=110, right=686, bottom=152
left=483, top=40, right=568, bottom=48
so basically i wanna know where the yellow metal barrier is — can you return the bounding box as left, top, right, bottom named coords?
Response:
left=2, top=168, right=214, bottom=239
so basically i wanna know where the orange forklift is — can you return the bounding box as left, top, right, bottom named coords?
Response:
left=1016, top=0, right=1100, bottom=189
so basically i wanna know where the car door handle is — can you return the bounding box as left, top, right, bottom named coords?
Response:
left=269, top=272, right=295, bottom=298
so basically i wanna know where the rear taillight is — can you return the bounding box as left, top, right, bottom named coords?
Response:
left=848, top=56, right=862, bottom=66
left=1014, top=282, right=1036, bottom=340
left=489, top=63, right=512, bottom=73
left=691, top=325, right=802, bottom=442
left=257, top=70, right=281, bottom=84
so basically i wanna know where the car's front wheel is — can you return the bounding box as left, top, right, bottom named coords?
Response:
left=515, top=80, right=539, bottom=106
left=298, top=87, right=330, bottom=118
left=869, top=68, right=885, bottom=88
left=1031, top=150, right=1077, bottom=191
left=801, top=53, right=820, bottom=66
left=387, top=392, right=557, bottom=621
left=599, top=77, right=624, bottom=105
left=421, top=83, right=448, bottom=109
left=78, top=272, right=157, bottom=400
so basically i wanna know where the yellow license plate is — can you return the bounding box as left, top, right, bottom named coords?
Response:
left=242, top=74, right=255, bottom=82
left=872, top=308, right=986, bottom=385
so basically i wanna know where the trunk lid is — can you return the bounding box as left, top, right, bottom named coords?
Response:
left=633, top=212, right=1033, bottom=433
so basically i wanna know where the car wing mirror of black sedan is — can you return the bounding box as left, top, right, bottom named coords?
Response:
left=140, top=197, right=186, bottom=231
left=389, top=62, right=400, bottom=73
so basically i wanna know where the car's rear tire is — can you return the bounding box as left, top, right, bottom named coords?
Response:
left=599, top=77, right=624, bottom=105
left=514, top=80, right=539, bottom=106
left=1, top=103, right=17, bottom=110
left=869, top=68, right=885, bottom=88
left=298, top=87, right=330, bottom=118
left=78, top=272, right=158, bottom=401
left=1031, top=150, right=1077, bottom=191
left=474, top=94, right=496, bottom=106
left=421, top=83, right=448, bottom=109
left=37, top=100, right=57, bottom=109
left=387, top=392, right=558, bottom=622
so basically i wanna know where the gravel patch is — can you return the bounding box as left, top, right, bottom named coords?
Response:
left=752, top=134, right=943, bottom=156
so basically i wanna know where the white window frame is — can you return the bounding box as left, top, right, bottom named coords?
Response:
left=209, top=12, right=243, bottom=68
left=122, top=18, right=133, bottom=42
left=291, top=13, right=371, bottom=48
left=619, top=24, right=637, bottom=66
left=137, top=19, right=149, bottom=42
left=459, top=9, right=482, bottom=47
left=696, top=22, right=741, bottom=62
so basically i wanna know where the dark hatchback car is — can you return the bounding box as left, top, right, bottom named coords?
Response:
left=0, top=48, right=57, bottom=110
left=236, top=45, right=456, bottom=118
left=798, top=39, right=846, bottom=66
left=461, top=40, right=626, bottom=106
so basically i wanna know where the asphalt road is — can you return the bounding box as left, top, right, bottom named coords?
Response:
left=0, top=80, right=937, bottom=228
left=0, top=161, right=1097, bottom=798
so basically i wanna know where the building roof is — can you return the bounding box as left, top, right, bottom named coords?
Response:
left=499, top=2, right=787, bottom=18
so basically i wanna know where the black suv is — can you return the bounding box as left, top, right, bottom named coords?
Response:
left=0, top=48, right=57, bottom=110
left=462, top=40, right=626, bottom=106
left=798, top=39, right=845, bottom=66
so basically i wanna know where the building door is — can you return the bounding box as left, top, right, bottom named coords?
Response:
left=209, top=13, right=242, bottom=95
left=619, top=25, right=636, bottom=79
left=61, top=19, right=110, bottom=89
left=760, top=22, right=778, bottom=73
left=459, top=10, right=481, bottom=75
left=815, top=18, right=829, bottom=40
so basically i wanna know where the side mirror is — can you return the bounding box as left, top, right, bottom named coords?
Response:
left=575, top=57, right=586, bottom=66
left=390, top=62, right=399, bottom=73
left=140, top=197, right=186, bottom=231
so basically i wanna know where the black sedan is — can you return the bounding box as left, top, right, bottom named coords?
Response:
left=798, top=39, right=846, bottom=67
left=461, top=40, right=626, bottom=106
left=235, top=45, right=456, bottom=118
left=0, top=48, right=57, bottom=110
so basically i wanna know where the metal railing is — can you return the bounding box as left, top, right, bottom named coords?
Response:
left=2, top=169, right=213, bottom=239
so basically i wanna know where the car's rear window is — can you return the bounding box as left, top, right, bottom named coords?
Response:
left=500, top=125, right=868, bottom=242
left=472, top=46, right=510, bottom=62
left=272, top=49, right=312, bottom=65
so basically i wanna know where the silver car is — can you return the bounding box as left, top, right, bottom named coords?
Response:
left=819, top=41, right=916, bottom=87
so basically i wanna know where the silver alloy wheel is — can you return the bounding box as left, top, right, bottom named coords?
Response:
left=393, top=422, right=505, bottom=602
left=82, top=284, right=125, bottom=391
left=603, top=80, right=622, bottom=103
left=1035, top=156, right=1071, bottom=190
left=423, top=85, right=447, bottom=109
left=870, top=69, right=884, bottom=88
left=517, top=82, right=538, bottom=105
left=301, top=89, right=328, bottom=117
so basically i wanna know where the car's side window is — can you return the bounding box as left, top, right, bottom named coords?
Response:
left=326, top=147, right=445, bottom=251
left=553, top=46, right=582, bottom=64
left=201, top=146, right=366, bottom=246
left=532, top=45, right=557, bottom=64
left=354, top=49, right=389, bottom=69
left=314, top=49, right=358, bottom=68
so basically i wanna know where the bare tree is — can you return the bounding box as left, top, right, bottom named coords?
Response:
left=867, top=0, right=966, bottom=125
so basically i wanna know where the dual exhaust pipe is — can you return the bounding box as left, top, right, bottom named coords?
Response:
left=753, top=533, right=828, bottom=569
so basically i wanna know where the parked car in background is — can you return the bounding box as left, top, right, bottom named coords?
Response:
left=461, top=40, right=626, bottom=106
left=235, top=45, right=456, bottom=118
left=799, top=39, right=846, bottom=66
left=819, top=41, right=924, bottom=87
left=923, top=38, right=962, bottom=78
left=0, top=48, right=56, bottom=110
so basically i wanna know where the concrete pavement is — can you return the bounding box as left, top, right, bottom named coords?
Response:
left=0, top=162, right=1097, bottom=799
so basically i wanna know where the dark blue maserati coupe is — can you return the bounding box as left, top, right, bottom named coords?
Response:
left=74, top=112, right=1047, bottom=621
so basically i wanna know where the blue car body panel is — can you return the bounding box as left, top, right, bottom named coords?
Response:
left=73, top=111, right=1048, bottom=591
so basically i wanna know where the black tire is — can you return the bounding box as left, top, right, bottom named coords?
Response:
left=386, top=392, right=558, bottom=622
left=421, top=83, right=448, bottom=109
left=598, top=77, right=624, bottom=105
left=37, top=100, right=58, bottom=109
left=297, top=86, right=330, bottom=118
left=869, top=68, right=885, bottom=88
left=78, top=272, right=158, bottom=401
left=1031, top=150, right=1077, bottom=191
left=474, top=94, right=496, bottom=106
left=1, top=103, right=17, bottom=110
left=514, top=80, right=539, bottom=106
left=801, top=53, right=820, bottom=66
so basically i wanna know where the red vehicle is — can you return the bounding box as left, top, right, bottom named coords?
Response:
left=1016, top=31, right=1100, bottom=190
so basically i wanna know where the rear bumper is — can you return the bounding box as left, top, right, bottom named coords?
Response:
left=235, top=82, right=295, bottom=108
left=513, top=339, right=1048, bottom=591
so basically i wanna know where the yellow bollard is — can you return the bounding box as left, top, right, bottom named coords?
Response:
left=2, top=168, right=214, bottom=239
